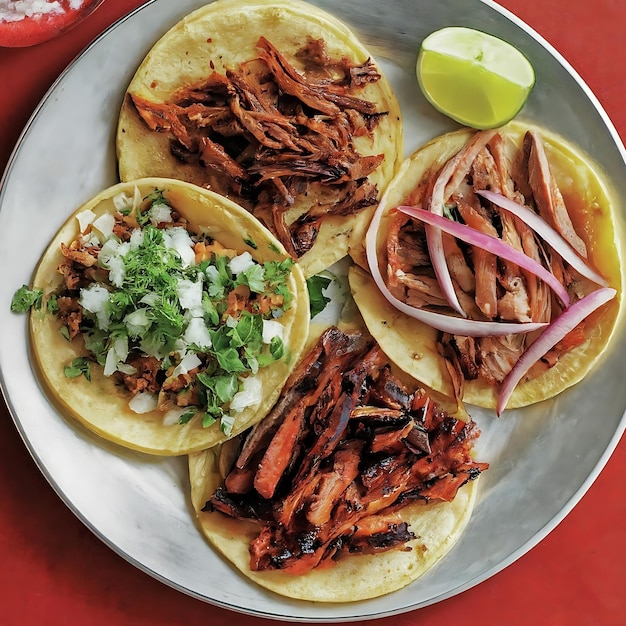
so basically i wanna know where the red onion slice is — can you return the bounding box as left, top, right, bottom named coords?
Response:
left=425, top=130, right=498, bottom=317
left=496, top=287, right=617, bottom=415
left=477, top=190, right=607, bottom=286
left=397, top=206, right=571, bottom=307
left=425, top=153, right=466, bottom=317
left=364, top=196, right=549, bottom=337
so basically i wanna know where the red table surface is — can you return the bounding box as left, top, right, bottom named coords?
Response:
left=1, top=1, right=624, bottom=624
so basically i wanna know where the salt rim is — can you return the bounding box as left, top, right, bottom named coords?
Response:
left=0, top=0, right=86, bottom=23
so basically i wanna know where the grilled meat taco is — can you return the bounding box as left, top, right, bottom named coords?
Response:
left=116, top=0, right=402, bottom=278
left=17, top=178, right=309, bottom=455
left=188, top=325, right=488, bottom=602
left=349, top=122, right=622, bottom=413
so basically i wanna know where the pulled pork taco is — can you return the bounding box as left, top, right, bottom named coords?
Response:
left=189, top=324, right=488, bottom=602
left=116, top=0, right=402, bottom=278
left=350, top=122, right=622, bottom=413
left=16, top=178, right=309, bottom=455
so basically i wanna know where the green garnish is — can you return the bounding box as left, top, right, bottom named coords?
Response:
left=64, top=357, right=91, bottom=381
left=11, top=285, right=43, bottom=313
left=12, top=190, right=295, bottom=433
left=307, top=274, right=332, bottom=318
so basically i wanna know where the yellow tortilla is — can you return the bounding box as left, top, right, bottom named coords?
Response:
left=116, top=0, right=403, bottom=278
left=189, top=432, right=477, bottom=604
left=350, top=122, right=623, bottom=409
left=187, top=319, right=481, bottom=602
left=29, top=178, right=309, bottom=455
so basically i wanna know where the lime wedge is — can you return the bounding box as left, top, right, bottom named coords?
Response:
left=416, top=27, right=535, bottom=129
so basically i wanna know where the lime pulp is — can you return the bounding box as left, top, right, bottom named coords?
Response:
left=416, top=27, right=535, bottom=129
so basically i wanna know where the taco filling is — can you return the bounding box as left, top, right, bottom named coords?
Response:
left=13, top=179, right=309, bottom=455
left=128, top=36, right=386, bottom=259
left=351, top=124, right=621, bottom=412
left=116, top=0, right=402, bottom=277
left=190, top=326, right=488, bottom=600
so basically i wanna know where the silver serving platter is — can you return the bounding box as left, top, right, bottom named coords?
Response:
left=1, top=0, right=625, bottom=621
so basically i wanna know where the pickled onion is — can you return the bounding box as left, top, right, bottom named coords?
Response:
left=397, top=205, right=571, bottom=307
left=424, top=130, right=497, bottom=316
left=477, top=190, right=607, bottom=286
left=496, top=287, right=617, bottom=415
left=364, top=194, right=549, bottom=337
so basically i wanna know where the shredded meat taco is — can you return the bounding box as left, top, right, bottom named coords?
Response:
left=349, top=122, right=623, bottom=413
left=189, top=325, right=488, bottom=602
left=17, top=178, right=309, bottom=455
left=116, top=0, right=402, bottom=278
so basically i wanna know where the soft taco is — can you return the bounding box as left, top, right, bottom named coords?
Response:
left=349, top=122, right=623, bottom=413
left=116, top=0, right=403, bottom=278
left=15, top=178, right=309, bottom=455
left=188, top=324, right=488, bottom=602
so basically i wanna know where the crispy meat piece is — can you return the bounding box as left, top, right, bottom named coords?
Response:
left=121, top=355, right=162, bottom=395
left=205, top=327, right=487, bottom=573
left=56, top=296, right=82, bottom=339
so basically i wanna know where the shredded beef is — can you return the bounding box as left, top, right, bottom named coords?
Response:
left=130, top=36, right=388, bottom=258
left=204, top=327, right=488, bottom=574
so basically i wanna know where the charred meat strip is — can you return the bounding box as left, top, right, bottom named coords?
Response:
left=130, top=37, right=388, bottom=258
left=204, top=327, right=488, bottom=574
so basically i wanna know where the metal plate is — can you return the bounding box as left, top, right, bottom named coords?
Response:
left=1, top=0, right=625, bottom=621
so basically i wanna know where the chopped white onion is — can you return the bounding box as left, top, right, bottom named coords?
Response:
left=76, top=209, right=96, bottom=233
left=184, top=317, right=212, bottom=349
left=129, top=229, right=144, bottom=249
left=262, top=319, right=284, bottom=343
left=230, top=376, right=262, bottom=413
left=148, top=202, right=173, bottom=226
left=103, top=335, right=132, bottom=377
left=79, top=284, right=109, bottom=314
left=132, top=185, right=142, bottom=212
left=162, top=407, right=193, bottom=426
left=172, top=353, right=202, bottom=377
left=163, top=227, right=196, bottom=267
left=98, top=238, right=121, bottom=265
left=220, top=414, right=236, bottom=436
left=229, top=251, right=255, bottom=275
left=128, top=392, right=158, bottom=414
left=124, top=308, right=151, bottom=337
left=139, top=292, right=159, bottom=307
left=92, top=213, right=116, bottom=240
left=112, top=192, right=132, bottom=212
left=225, top=315, right=238, bottom=328
left=205, top=265, right=220, bottom=283
left=107, top=256, right=126, bottom=288
left=176, top=278, right=203, bottom=311
left=497, top=287, right=617, bottom=415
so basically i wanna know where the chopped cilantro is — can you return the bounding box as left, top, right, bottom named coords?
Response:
left=16, top=191, right=296, bottom=431
left=236, top=263, right=266, bottom=293
left=177, top=408, right=197, bottom=425
left=202, top=414, right=217, bottom=428
left=64, top=357, right=91, bottom=381
left=11, top=285, right=43, bottom=312
left=307, top=274, right=332, bottom=318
